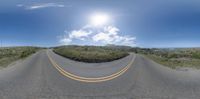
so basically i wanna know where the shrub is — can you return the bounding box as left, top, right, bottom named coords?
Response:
left=0, top=47, right=40, bottom=67
left=53, top=46, right=129, bottom=63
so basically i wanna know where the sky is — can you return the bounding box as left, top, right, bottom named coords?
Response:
left=0, top=0, right=200, bottom=48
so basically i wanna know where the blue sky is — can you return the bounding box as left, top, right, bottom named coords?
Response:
left=0, top=0, right=200, bottom=47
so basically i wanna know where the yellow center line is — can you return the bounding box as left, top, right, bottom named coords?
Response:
left=46, top=51, right=135, bottom=83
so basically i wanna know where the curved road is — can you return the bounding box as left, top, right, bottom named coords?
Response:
left=0, top=50, right=200, bottom=99
left=47, top=50, right=135, bottom=82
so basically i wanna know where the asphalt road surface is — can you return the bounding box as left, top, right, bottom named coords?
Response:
left=0, top=50, right=200, bottom=99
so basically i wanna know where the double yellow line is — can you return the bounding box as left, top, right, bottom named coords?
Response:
left=47, top=51, right=135, bottom=83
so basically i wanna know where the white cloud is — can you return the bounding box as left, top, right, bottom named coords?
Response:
left=17, top=3, right=66, bottom=10
left=104, top=26, right=119, bottom=35
left=68, top=30, right=92, bottom=40
left=59, top=25, right=137, bottom=46
left=59, top=34, right=72, bottom=45
left=92, top=26, right=136, bottom=46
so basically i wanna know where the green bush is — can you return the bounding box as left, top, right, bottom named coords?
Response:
left=192, top=52, right=200, bottom=59
left=20, top=50, right=36, bottom=58
left=53, top=46, right=129, bottom=63
left=144, top=48, right=200, bottom=69
left=0, top=47, right=40, bottom=67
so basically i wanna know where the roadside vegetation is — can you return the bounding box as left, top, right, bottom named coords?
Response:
left=1, top=44, right=198, bottom=69
left=0, top=47, right=40, bottom=68
left=133, top=48, right=200, bottom=69
left=53, top=45, right=129, bottom=63
left=53, top=45, right=200, bottom=69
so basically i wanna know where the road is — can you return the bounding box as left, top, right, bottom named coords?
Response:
left=0, top=50, right=200, bottom=99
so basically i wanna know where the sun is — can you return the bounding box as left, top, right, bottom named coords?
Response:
left=90, top=13, right=109, bottom=26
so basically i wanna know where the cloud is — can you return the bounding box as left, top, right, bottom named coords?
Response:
left=59, top=34, right=72, bottom=45
left=60, top=38, right=72, bottom=45
left=59, top=25, right=136, bottom=46
left=92, top=26, right=136, bottom=46
left=68, top=29, right=92, bottom=40
left=17, top=3, right=66, bottom=10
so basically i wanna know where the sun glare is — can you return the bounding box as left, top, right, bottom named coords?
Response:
left=90, top=13, right=109, bottom=26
